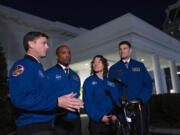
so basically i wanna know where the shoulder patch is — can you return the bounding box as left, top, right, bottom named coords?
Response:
left=12, top=65, right=24, bottom=77
left=73, top=75, right=79, bottom=81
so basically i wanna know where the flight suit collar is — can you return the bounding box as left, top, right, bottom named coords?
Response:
left=56, top=63, right=69, bottom=70
left=120, top=57, right=131, bottom=63
left=56, top=63, right=63, bottom=69
left=24, top=54, right=39, bottom=63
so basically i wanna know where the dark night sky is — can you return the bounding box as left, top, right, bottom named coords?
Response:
left=0, top=0, right=178, bottom=29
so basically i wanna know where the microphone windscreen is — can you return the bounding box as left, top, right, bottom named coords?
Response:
left=105, top=90, right=111, bottom=96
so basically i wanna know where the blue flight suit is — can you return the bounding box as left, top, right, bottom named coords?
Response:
left=109, top=59, right=153, bottom=103
left=83, top=75, right=121, bottom=121
left=45, top=64, right=81, bottom=135
left=9, top=54, right=57, bottom=127
left=83, top=75, right=121, bottom=135
left=109, top=59, right=153, bottom=135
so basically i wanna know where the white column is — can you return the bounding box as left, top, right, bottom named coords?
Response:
left=152, top=54, right=164, bottom=94
left=160, top=69, right=168, bottom=93
left=169, top=60, right=180, bottom=93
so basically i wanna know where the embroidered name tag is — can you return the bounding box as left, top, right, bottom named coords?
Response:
left=132, top=67, right=140, bottom=72
left=107, top=81, right=115, bottom=87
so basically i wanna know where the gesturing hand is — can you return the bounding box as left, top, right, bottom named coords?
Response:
left=57, top=92, right=84, bottom=112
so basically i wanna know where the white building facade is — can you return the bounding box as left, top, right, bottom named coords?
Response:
left=0, top=5, right=87, bottom=70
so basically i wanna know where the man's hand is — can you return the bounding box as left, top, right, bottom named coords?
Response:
left=101, top=115, right=112, bottom=125
left=110, top=115, right=117, bottom=123
left=101, top=115, right=118, bottom=125
left=57, top=92, right=84, bottom=112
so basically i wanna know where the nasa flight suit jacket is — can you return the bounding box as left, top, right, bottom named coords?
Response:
left=83, top=75, right=121, bottom=122
left=46, top=64, right=81, bottom=119
left=109, top=59, right=153, bottom=103
left=9, top=54, right=58, bottom=126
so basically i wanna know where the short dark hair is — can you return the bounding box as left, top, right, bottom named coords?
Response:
left=91, top=55, right=109, bottom=78
left=119, top=41, right=131, bottom=49
left=23, top=32, right=48, bottom=52
left=55, top=45, right=70, bottom=55
left=56, top=46, right=61, bottom=55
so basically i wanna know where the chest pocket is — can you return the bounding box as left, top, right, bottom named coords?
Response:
left=130, top=67, right=143, bottom=82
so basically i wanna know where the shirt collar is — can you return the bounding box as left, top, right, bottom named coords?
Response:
left=24, top=54, right=40, bottom=63
left=58, top=63, right=69, bottom=70
left=121, top=57, right=131, bottom=63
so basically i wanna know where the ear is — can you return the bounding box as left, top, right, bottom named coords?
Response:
left=56, top=55, right=58, bottom=60
left=28, top=41, right=34, bottom=49
left=129, top=48, right=132, bottom=54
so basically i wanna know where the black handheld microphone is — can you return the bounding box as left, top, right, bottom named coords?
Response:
left=110, top=76, right=128, bottom=88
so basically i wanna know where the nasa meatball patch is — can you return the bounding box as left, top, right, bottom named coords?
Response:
left=12, top=65, right=24, bottom=77
left=92, top=81, right=97, bottom=85
left=56, top=74, right=62, bottom=80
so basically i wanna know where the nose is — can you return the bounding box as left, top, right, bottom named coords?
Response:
left=66, top=52, right=71, bottom=58
left=94, top=63, right=98, bottom=67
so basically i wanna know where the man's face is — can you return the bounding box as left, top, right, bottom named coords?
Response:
left=56, top=46, right=71, bottom=67
left=119, top=44, right=131, bottom=59
left=29, top=36, right=49, bottom=58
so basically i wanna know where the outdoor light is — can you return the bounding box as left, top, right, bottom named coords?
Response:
left=141, top=59, right=144, bottom=62
left=170, top=89, right=175, bottom=93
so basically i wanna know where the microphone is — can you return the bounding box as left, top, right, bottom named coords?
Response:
left=105, top=90, right=121, bottom=115
left=110, top=76, right=128, bottom=88
left=105, top=90, right=111, bottom=96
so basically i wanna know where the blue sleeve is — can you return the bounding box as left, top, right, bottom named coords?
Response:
left=111, top=85, right=122, bottom=106
left=9, top=64, right=57, bottom=111
left=77, top=79, right=81, bottom=98
left=137, top=64, right=153, bottom=102
left=108, top=67, right=121, bottom=105
left=83, top=80, right=104, bottom=122
left=108, top=66, right=114, bottom=79
left=74, top=74, right=81, bottom=98
left=45, top=70, right=60, bottom=96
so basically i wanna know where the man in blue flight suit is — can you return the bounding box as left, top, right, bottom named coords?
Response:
left=109, top=41, right=153, bottom=135
left=46, top=45, right=81, bottom=135
left=9, top=32, right=83, bottom=135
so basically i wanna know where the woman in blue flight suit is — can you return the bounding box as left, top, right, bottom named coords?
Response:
left=83, top=55, right=121, bottom=135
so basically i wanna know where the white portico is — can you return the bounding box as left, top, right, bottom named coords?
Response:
left=62, top=13, right=180, bottom=94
